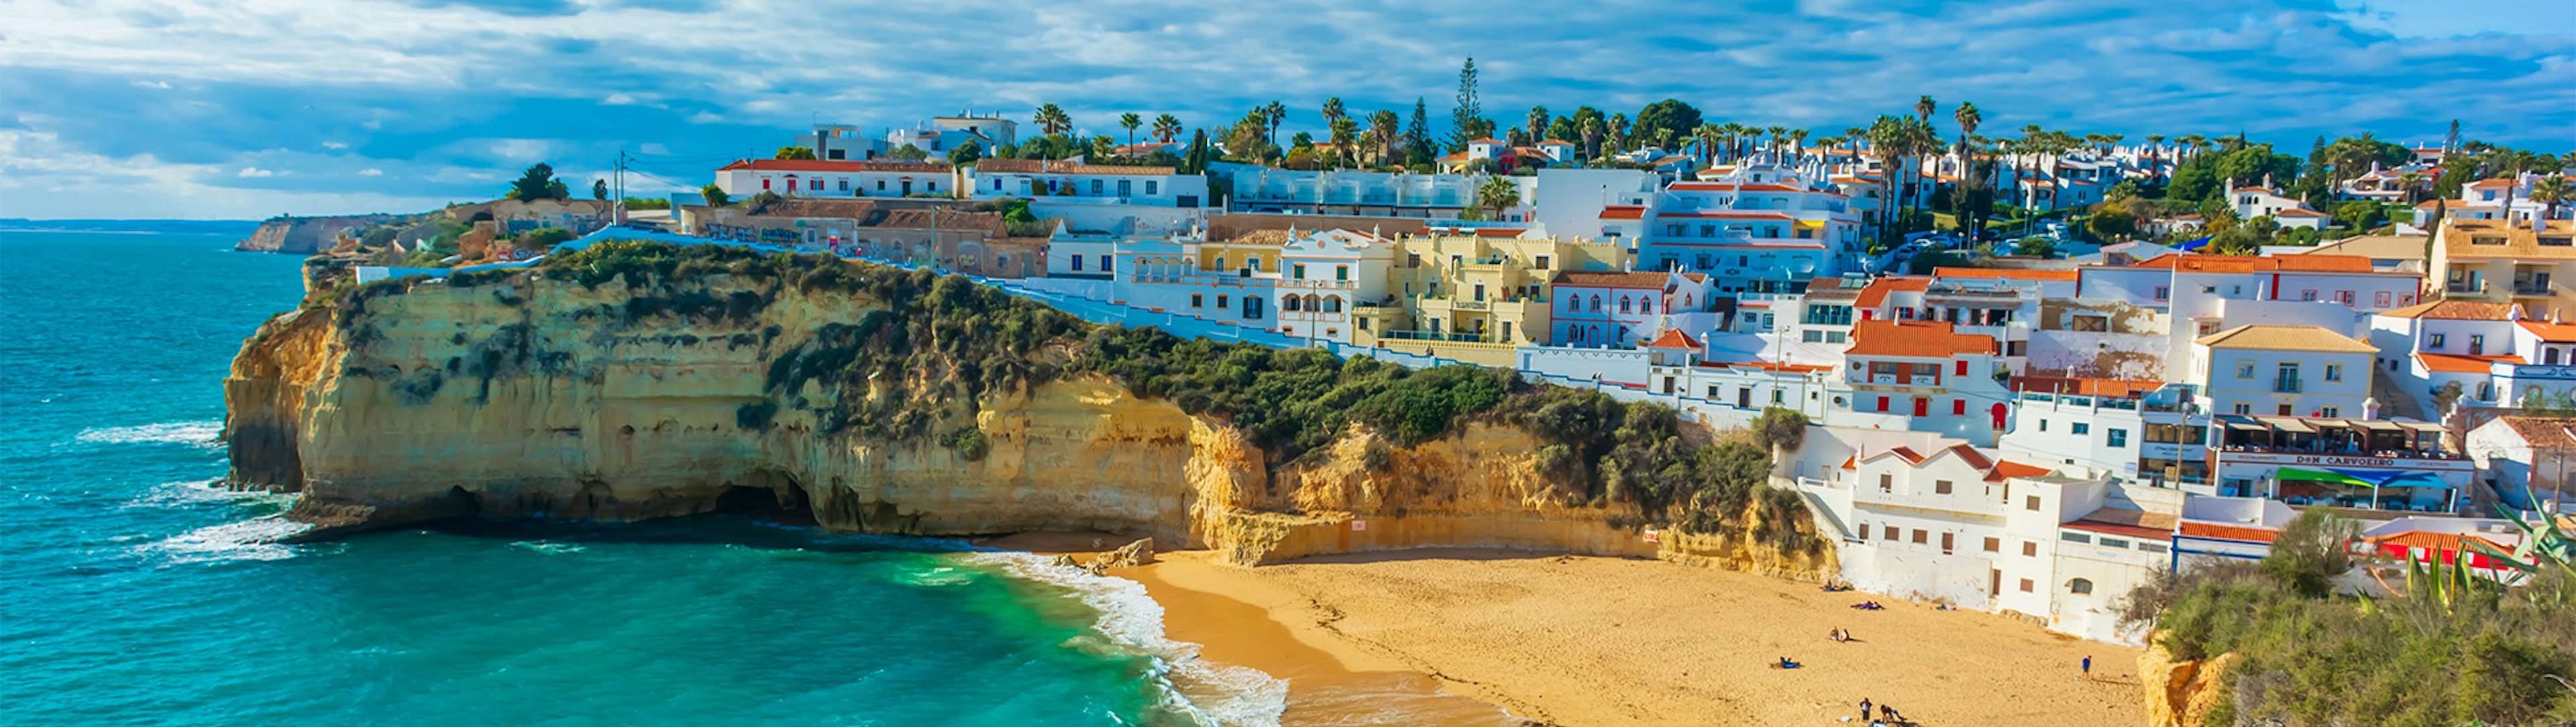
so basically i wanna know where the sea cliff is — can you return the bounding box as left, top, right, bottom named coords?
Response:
left=225, top=241, right=1831, bottom=573
left=236, top=213, right=398, bottom=254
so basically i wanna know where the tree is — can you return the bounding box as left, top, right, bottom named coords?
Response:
left=1151, top=113, right=1182, bottom=144
left=2084, top=206, right=2135, bottom=241
left=1091, top=135, right=1116, bottom=160
left=592, top=178, right=608, bottom=201
left=2532, top=175, right=2573, bottom=221
left=1406, top=99, right=1435, bottom=166
left=947, top=141, right=982, bottom=166
left=2263, top=507, right=2360, bottom=598
left=1526, top=105, right=1550, bottom=142
left=699, top=183, right=731, bottom=207
left=1952, top=101, right=1986, bottom=234
left=1370, top=109, right=1401, bottom=166
left=775, top=146, right=817, bottom=160
left=1181, top=129, right=1212, bottom=175
left=1262, top=100, right=1286, bottom=147
left=1450, top=57, right=1482, bottom=151
left=1328, top=115, right=1358, bottom=169
left=1320, top=97, right=1345, bottom=139
left=508, top=162, right=564, bottom=201
left=1034, top=103, right=1072, bottom=138
left=893, top=145, right=930, bottom=161
left=1914, top=95, right=1936, bottom=124
left=1468, top=176, right=1519, bottom=221
left=1632, top=99, right=1703, bottom=153
left=1750, top=407, right=1808, bottom=459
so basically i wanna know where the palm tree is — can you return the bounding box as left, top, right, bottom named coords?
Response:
left=2398, top=171, right=2425, bottom=204
left=1322, top=97, right=1346, bottom=130
left=1609, top=113, right=1631, bottom=153
left=1329, top=115, right=1358, bottom=170
left=1527, top=105, right=1550, bottom=142
left=1866, top=115, right=1910, bottom=248
left=1152, top=113, right=1182, bottom=144
left=1370, top=110, right=1401, bottom=166
left=1262, top=101, right=1287, bottom=146
left=2146, top=134, right=2166, bottom=184
left=1694, top=123, right=1722, bottom=165
left=2532, top=175, right=2573, bottom=221
left=1034, top=103, right=1073, bottom=138
left=1788, top=129, right=1809, bottom=160
left=1119, top=113, right=1142, bottom=146
left=1953, top=101, right=1983, bottom=235
left=1915, top=95, right=1937, bottom=124
left=1580, top=117, right=1604, bottom=163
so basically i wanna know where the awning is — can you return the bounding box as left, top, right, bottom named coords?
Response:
left=2279, top=467, right=2451, bottom=488
left=2303, top=418, right=2353, bottom=431
left=2397, top=421, right=2447, bottom=433
left=2257, top=416, right=2316, bottom=433
left=2355, top=420, right=2405, bottom=432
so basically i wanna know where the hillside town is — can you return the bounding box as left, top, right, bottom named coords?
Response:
left=317, top=85, right=2576, bottom=649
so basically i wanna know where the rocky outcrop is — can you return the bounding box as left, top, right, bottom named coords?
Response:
left=223, top=261, right=1831, bottom=576
left=237, top=214, right=396, bottom=254
left=1085, top=538, right=1157, bottom=574
left=2139, top=639, right=2235, bottom=727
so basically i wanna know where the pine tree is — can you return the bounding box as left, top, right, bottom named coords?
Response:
left=1407, top=99, right=1434, bottom=168
left=1449, top=57, right=1481, bottom=153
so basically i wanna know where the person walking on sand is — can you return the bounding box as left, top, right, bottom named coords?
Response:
left=1858, top=698, right=1872, bottom=721
left=2082, top=655, right=2092, bottom=677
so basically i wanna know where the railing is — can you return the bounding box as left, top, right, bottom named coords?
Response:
left=2447, top=281, right=2485, bottom=294
left=1377, top=330, right=1495, bottom=343
left=2214, top=444, right=2465, bottom=461
left=2273, top=379, right=2303, bottom=393
left=2515, top=283, right=2553, bottom=296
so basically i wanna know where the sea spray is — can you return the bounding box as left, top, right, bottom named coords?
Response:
left=977, top=552, right=1293, bottom=727
left=72, top=420, right=224, bottom=448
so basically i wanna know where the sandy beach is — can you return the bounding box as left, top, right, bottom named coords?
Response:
left=1113, top=544, right=2145, bottom=726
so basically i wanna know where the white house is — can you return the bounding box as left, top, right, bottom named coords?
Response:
left=1823, top=319, right=2013, bottom=445
left=714, top=159, right=957, bottom=199
left=2190, top=324, right=2378, bottom=419
left=2465, top=416, right=2576, bottom=514
left=969, top=158, right=1210, bottom=208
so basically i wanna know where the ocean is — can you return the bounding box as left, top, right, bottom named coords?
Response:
left=0, top=231, right=1283, bottom=726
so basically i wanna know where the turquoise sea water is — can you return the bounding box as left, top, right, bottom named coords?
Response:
left=0, top=232, right=1279, bottom=726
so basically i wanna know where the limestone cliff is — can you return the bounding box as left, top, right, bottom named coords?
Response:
left=225, top=250, right=1831, bottom=575
left=2137, top=639, right=2235, bottom=727
left=237, top=214, right=396, bottom=254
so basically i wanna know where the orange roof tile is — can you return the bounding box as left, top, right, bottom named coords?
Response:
left=2130, top=253, right=2375, bottom=273
left=2417, top=352, right=2510, bottom=373
left=2363, top=530, right=2511, bottom=554
left=2521, top=320, right=2576, bottom=343
left=1934, top=267, right=2078, bottom=282
left=1599, top=205, right=1646, bottom=220
left=718, top=158, right=953, bottom=173
left=1646, top=330, right=1703, bottom=349
left=1697, top=360, right=1828, bottom=373
left=1854, top=277, right=1931, bottom=308
left=1845, top=320, right=1996, bottom=358
left=2013, top=376, right=2161, bottom=397
left=2381, top=300, right=2515, bottom=320
left=2179, top=521, right=2279, bottom=542
left=1985, top=461, right=2053, bottom=483
left=1943, top=444, right=1994, bottom=470
left=1552, top=271, right=1672, bottom=289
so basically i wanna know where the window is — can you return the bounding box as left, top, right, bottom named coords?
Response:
left=2107, top=428, right=2128, bottom=447
left=1640, top=297, right=1652, bottom=313
left=2069, top=579, right=2094, bottom=595
left=1878, top=474, right=1892, bottom=492
left=2139, top=542, right=2170, bottom=554
left=1912, top=529, right=1928, bottom=544
left=1070, top=256, right=1083, bottom=272
left=1336, top=265, right=1348, bottom=281
left=2320, top=406, right=2339, bottom=418
left=1406, top=253, right=1420, bottom=269
left=2375, top=291, right=2392, bottom=307
left=2278, top=403, right=2296, bottom=416
left=2154, top=285, right=2169, bottom=301
left=2071, top=422, right=2090, bottom=435
left=1953, top=399, right=1966, bottom=416
left=837, top=179, right=849, bottom=191
left=1773, top=389, right=1786, bottom=404
left=2060, top=532, right=2092, bottom=544
left=1941, top=532, right=1954, bottom=553
left=2324, top=364, right=2342, bottom=382
left=1935, top=480, right=1953, bottom=495
left=1982, top=537, right=2000, bottom=552
left=1190, top=293, right=1203, bottom=307
left=2234, top=403, right=2252, bottom=415
left=2025, top=495, right=2041, bottom=511
left=1534, top=255, right=1551, bottom=270
left=1145, top=181, right=1159, bottom=195
left=2301, top=289, right=2318, bottom=301
left=2039, top=420, right=2048, bottom=432
left=1089, top=179, right=1105, bottom=194
left=1882, top=525, right=1898, bottom=541
left=1876, top=396, right=1890, bottom=412
left=1591, top=295, right=1603, bottom=312
left=2099, top=538, right=2129, bottom=549
left=1293, top=264, right=1306, bottom=280
left=2236, top=361, right=2255, bottom=379
left=1709, top=385, right=1722, bottom=398
left=1099, top=255, right=1114, bottom=273
left=1216, top=295, right=1228, bottom=308
left=2471, top=335, right=2485, bottom=354
left=2019, top=579, right=2034, bottom=593
left=2022, top=542, right=2037, bottom=556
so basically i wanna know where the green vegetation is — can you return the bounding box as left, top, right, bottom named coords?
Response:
left=622, top=197, right=672, bottom=210
left=443, top=240, right=1818, bottom=552
left=699, top=184, right=731, bottom=207
left=775, top=146, right=816, bottom=160
left=506, top=162, right=570, bottom=201
left=2121, top=509, right=2576, bottom=726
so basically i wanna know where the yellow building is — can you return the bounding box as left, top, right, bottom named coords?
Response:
left=2431, top=217, right=2576, bottom=318
left=1349, top=231, right=1625, bottom=364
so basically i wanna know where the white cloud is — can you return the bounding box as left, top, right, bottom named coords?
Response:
left=130, top=79, right=170, bottom=89
left=358, top=168, right=383, bottom=176
left=323, top=141, right=348, bottom=150
left=0, top=130, right=451, bottom=219
left=236, top=166, right=274, bottom=177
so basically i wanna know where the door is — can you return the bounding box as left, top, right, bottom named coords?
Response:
left=1913, top=397, right=1929, bottom=418
left=1244, top=294, right=1265, bottom=320
left=1941, top=532, right=1954, bottom=554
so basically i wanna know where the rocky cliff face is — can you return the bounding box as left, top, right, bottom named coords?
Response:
left=2137, top=640, right=2235, bottom=727
left=225, top=261, right=1831, bottom=575
left=237, top=214, right=396, bottom=254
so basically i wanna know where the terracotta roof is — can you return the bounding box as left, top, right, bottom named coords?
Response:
left=2380, top=300, right=2513, bottom=320
left=974, top=158, right=1176, bottom=175
left=1985, top=460, right=2053, bottom=483
left=1943, top=444, right=1994, bottom=470
left=2362, top=530, right=2512, bottom=554
left=2496, top=417, right=2576, bottom=449
left=2438, top=219, right=2576, bottom=258
left=2416, top=352, right=2510, bottom=373
left=2179, top=521, right=2278, bottom=542
left=1855, top=277, right=1931, bottom=308
left=1537, top=139, right=1575, bottom=146
left=2194, top=325, right=2377, bottom=352
left=1599, top=205, right=1647, bottom=220
left=756, top=199, right=877, bottom=219
left=1552, top=271, right=1672, bottom=289
left=2520, top=320, right=2576, bottom=342
left=2275, top=208, right=2329, bottom=217
left=2076, top=507, right=2180, bottom=532
left=2064, top=518, right=2174, bottom=540
left=1697, top=359, right=1828, bottom=373
left=2131, top=253, right=2375, bottom=273
left=718, top=158, right=953, bottom=173
left=2012, top=376, right=2161, bottom=397
left=1466, top=137, right=1507, bottom=144
left=1645, top=330, right=1702, bottom=349
left=1846, top=320, right=1996, bottom=358
left=1934, top=267, right=2077, bottom=282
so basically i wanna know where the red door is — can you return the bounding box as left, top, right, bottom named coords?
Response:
left=1913, top=397, right=1929, bottom=417
left=1990, top=402, right=2008, bottom=429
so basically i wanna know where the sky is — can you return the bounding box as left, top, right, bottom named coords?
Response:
left=1, top=0, right=2569, bottom=220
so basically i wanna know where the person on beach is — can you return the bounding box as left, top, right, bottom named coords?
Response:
left=1858, top=697, right=1872, bottom=720
left=2082, top=655, right=2092, bottom=677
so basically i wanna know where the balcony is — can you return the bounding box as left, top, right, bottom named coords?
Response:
left=2514, top=281, right=2554, bottom=297
left=1377, top=330, right=1496, bottom=343
left=2272, top=379, right=2302, bottom=393
left=2446, top=281, right=2485, bottom=295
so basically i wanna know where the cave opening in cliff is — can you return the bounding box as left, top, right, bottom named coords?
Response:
left=711, top=474, right=816, bottom=527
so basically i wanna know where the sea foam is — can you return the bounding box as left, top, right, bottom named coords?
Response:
left=147, top=515, right=315, bottom=564
left=75, top=420, right=223, bottom=448
left=977, top=552, right=1291, bottom=727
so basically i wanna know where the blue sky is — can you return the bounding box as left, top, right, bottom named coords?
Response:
left=1, top=0, right=2569, bottom=220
